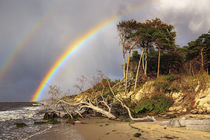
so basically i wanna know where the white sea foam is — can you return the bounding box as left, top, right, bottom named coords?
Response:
left=0, top=106, right=42, bottom=121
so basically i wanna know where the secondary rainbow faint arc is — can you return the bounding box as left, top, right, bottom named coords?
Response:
left=32, top=0, right=162, bottom=102
left=0, top=0, right=64, bottom=82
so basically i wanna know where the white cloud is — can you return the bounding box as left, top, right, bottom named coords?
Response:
left=189, top=21, right=203, bottom=32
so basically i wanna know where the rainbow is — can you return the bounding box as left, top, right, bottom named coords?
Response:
left=32, top=0, right=162, bottom=101
left=0, top=0, right=64, bottom=82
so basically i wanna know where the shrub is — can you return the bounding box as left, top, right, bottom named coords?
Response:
left=164, top=75, right=176, bottom=82
left=152, top=94, right=173, bottom=113
left=171, top=87, right=179, bottom=92
left=134, top=94, right=173, bottom=114
left=194, top=72, right=209, bottom=90
left=134, top=99, right=155, bottom=114
left=152, top=81, right=169, bottom=93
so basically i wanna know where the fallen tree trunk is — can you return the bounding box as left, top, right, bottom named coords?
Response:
left=83, top=103, right=116, bottom=119
left=107, top=79, right=156, bottom=122
left=57, top=98, right=116, bottom=119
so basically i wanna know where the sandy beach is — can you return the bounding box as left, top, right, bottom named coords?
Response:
left=28, top=118, right=210, bottom=140
left=28, top=123, right=84, bottom=140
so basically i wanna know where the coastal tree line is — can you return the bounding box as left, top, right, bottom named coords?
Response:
left=117, top=18, right=210, bottom=91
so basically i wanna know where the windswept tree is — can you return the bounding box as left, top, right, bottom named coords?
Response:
left=117, top=18, right=176, bottom=92
left=131, top=18, right=176, bottom=78
left=117, top=20, right=141, bottom=91
left=147, top=18, right=176, bottom=77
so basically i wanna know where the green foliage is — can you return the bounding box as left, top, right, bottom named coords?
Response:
left=134, top=94, right=173, bottom=114
left=147, top=46, right=187, bottom=75
left=171, top=87, right=179, bottom=92
left=118, top=18, right=176, bottom=76
left=134, top=99, right=155, bottom=113
left=118, top=18, right=209, bottom=76
left=152, top=94, right=173, bottom=113
left=152, top=75, right=178, bottom=92
left=15, top=123, right=27, bottom=128
left=186, top=31, right=210, bottom=73
left=164, top=75, right=176, bottom=82
left=152, top=81, right=169, bottom=92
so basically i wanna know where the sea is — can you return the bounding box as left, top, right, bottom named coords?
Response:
left=0, top=102, right=52, bottom=140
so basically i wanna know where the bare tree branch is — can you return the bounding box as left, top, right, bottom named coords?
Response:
left=106, top=79, right=156, bottom=122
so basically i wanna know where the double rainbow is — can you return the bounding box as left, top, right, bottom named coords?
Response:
left=0, top=0, right=64, bottom=82
left=29, top=0, right=162, bottom=101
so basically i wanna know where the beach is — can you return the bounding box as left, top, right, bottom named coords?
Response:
left=28, top=118, right=210, bottom=140
left=0, top=102, right=51, bottom=140
left=27, top=124, right=83, bottom=140
left=1, top=102, right=210, bottom=140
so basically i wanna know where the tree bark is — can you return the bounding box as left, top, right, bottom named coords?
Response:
left=125, top=49, right=131, bottom=93
left=144, top=51, right=147, bottom=76
left=58, top=99, right=116, bottom=119
left=86, top=103, right=116, bottom=119
left=134, top=51, right=143, bottom=90
left=125, top=38, right=141, bottom=93
left=122, top=47, right=126, bottom=79
left=142, top=52, right=145, bottom=71
left=157, top=48, right=161, bottom=78
left=120, top=100, right=155, bottom=122
left=201, top=47, right=204, bottom=71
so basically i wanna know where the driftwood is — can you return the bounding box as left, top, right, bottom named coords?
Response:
left=49, top=85, right=116, bottom=119
left=48, top=73, right=156, bottom=122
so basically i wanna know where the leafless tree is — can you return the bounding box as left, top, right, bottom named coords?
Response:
left=48, top=72, right=155, bottom=122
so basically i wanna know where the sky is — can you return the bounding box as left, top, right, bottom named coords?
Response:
left=0, top=0, right=209, bottom=101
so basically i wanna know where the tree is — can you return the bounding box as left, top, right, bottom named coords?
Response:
left=187, top=31, right=210, bottom=73
left=147, top=18, right=176, bottom=77
left=117, top=18, right=176, bottom=84
left=129, top=51, right=140, bottom=78
left=117, top=20, right=141, bottom=92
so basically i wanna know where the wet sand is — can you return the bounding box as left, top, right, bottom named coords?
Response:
left=28, top=124, right=84, bottom=140
left=28, top=118, right=210, bottom=140
left=76, top=118, right=210, bottom=140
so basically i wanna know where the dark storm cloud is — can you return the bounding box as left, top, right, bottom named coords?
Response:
left=0, top=0, right=142, bottom=101
left=0, top=0, right=209, bottom=101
